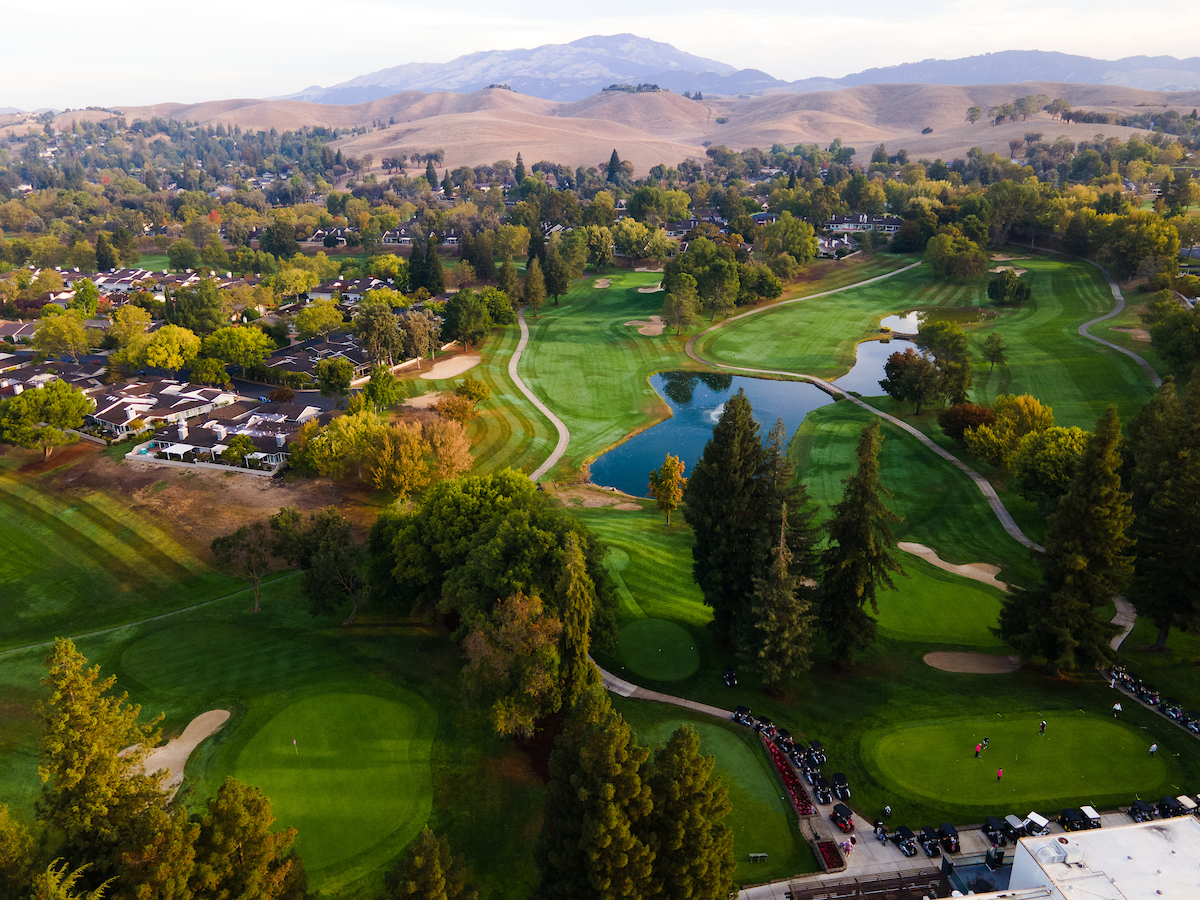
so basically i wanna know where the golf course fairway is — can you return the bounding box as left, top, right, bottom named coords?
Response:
left=235, top=692, right=436, bottom=886
left=866, top=712, right=1166, bottom=811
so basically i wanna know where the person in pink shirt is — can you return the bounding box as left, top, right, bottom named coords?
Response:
left=975, top=743, right=982, bottom=758
left=997, top=768, right=1003, bottom=782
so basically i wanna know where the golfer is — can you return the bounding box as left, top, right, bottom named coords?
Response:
left=997, top=767, right=1003, bottom=782
left=1150, top=743, right=1158, bottom=757
left=975, top=742, right=982, bottom=758
left=1039, top=720, right=1046, bottom=736
left=1113, top=702, right=1123, bottom=717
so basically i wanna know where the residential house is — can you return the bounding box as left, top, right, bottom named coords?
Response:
left=823, top=214, right=902, bottom=234
left=148, top=401, right=322, bottom=469
left=87, top=380, right=238, bottom=436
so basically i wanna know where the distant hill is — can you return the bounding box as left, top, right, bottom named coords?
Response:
left=286, top=37, right=1200, bottom=104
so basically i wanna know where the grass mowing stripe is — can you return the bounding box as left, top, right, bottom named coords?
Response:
left=62, top=494, right=199, bottom=582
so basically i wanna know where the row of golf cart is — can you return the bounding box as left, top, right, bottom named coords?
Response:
left=1130, top=794, right=1200, bottom=821
left=871, top=820, right=959, bottom=858
left=981, top=807, right=1101, bottom=847
left=734, top=707, right=849, bottom=813
left=1109, top=665, right=1200, bottom=734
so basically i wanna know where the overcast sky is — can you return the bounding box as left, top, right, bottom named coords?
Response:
left=5, top=0, right=1200, bottom=109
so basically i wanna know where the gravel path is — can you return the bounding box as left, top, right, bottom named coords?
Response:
left=1077, top=262, right=1162, bottom=388
left=511, top=307, right=570, bottom=481
left=597, top=662, right=733, bottom=720
left=1111, top=596, right=1137, bottom=650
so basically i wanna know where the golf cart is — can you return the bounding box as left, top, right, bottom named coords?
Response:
left=1177, top=795, right=1198, bottom=816
left=732, top=706, right=753, bottom=727
left=1129, top=799, right=1155, bottom=822
left=774, top=728, right=794, bottom=753
left=832, top=772, right=851, bottom=801
left=830, top=803, right=855, bottom=833
left=814, top=776, right=833, bottom=805
left=1080, top=805, right=1102, bottom=829
left=754, top=716, right=774, bottom=737
left=803, top=763, right=821, bottom=786
left=1158, top=796, right=1187, bottom=818
left=938, top=823, right=960, bottom=853
left=892, top=825, right=918, bottom=857
left=1058, top=808, right=1086, bottom=831
left=1024, top=811, right=1051, bottom=836
left=918, top=826, right=942, bottom=858
left=1002, top=815, right=1026, bottom=843
left=808, top=740, right=826, bottom=765
left=982, top=816, right=1007, bottom=847
left=723, top=666, right=737, bottom=687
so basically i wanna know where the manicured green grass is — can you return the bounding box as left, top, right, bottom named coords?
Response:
left=698, top=255, right=1156, bottom=429
left=615, top=701, right=819, bottom=886
left=0, top=470, right=240, bottom=650
left=865, top=712, right=1166, bottom=814
left=235, top=692, right=435, bottom=881
left=874, top=557, right=1008, bottom=650
left=617, top=618, right=701, bottom=681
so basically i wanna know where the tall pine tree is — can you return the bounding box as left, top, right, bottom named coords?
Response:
left=640, top=726, right=735, bottom=900
left=497, top=257, right=520, bottom=301
left=682, top=390, right=771, bottom=638
left=424, top=238, right=445, bottom=295
left=998, top=406, right=1132, bottom=671
left=535, top=687, right=652, bottom=900
left=818, top=420, right=904, bottom=665
left=523, top=257, right=545, bottom=316
left=544, top=234, right=571, bottom=304
left=383, top=828, right=478, bottom=900
left=556, top=534, right=600, bottom=709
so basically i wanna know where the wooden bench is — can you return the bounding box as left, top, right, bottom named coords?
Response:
left=748, top=852, right=768, bottom=862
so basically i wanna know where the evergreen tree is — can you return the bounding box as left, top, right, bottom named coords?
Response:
left=0, top=805, right=35, bottom=900
left=119, top=807, right=198, bottom=900
left=648, top=454, right=687, bottom=526
left=556, top=534, right=600, bottom=709
left=527, top=228, right=546, bottom=269
left=544, top=234, right=571, bottom=304
left=535, top=688, right=652, bottom=900
left=740, top=507, right=818, bottom=690
left=1128, top=380, right=1200, bottom=649
left=383, top=828, right=478, bottom=900
left=513, top=153, right=526, bottom=184
left=190, top=778, right=298, bottom=900
left=425, top=159, right=438, bottom=186
left=682, top=390, right=771, bottom=638
left=607, top=150, right=622, bottom=183
left=408, top=241, right=427, bottom=293
left=523, top=257, right=545, bottom=315
left=640, top=726, right=735, bottom=900
left=94, top=233, right=118, bottom=271
left=497, top=257, right=520, bottom=300
left=818, top=421, right=904, bottom=665
left=762, top=419, right=820, bottom=580
left=997, top=406, right=1131, bottom=671
left=424, top=239, right=445, bottom=295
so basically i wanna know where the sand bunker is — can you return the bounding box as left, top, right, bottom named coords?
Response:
left=1113, top=327, right=1152, bottom=342
left=989, top=266, right=1028, bottom=276
left=136, top=709, right=231, bottom=793
left=593, top=278, right=612, bottom=289
left=625, top=315, right=665, bottom=336
left=898, top=542, right=1008, bottom=592
left=403, top=391, right=449, bottom=409
left=990, top=254, right=1028, bottom=262
left=635, top=266, right=664, bottom=273
left=637, top=284, right=665, bottom=294
left=924, top=652, right=1020, bottom=674
left=419, top=354, right=481, bottom=380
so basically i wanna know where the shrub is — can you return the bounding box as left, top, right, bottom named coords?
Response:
left=938, top=403, right=995, bottom=441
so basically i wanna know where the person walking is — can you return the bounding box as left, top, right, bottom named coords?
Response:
left=1113, top=702, right=1123, bottom=718
left=1150, top=743, right=1158, bottom=757
left=997, top=767, right=1004, bottom=782
left=975, top=743, right=982, bottom=758
left=1039, top=720, right=1047, bottom=736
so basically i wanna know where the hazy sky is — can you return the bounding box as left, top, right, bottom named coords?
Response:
left=5, top=0, right=1200, bottom=109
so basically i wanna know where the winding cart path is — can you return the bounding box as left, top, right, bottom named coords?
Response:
left=510, top=307, right=571, bottom=480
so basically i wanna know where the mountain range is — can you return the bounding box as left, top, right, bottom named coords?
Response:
left=284, top=35, right=1200, bottom=104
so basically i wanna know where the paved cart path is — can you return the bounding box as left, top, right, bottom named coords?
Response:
left=510, top=307, right=571, bottom=480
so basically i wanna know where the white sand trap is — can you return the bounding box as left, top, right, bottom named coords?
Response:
left=625, top=315, right=665, bottom=336
left=990, top=254, right=1028, bottom=262
left=925, top=652, right=1020, bottom=674
left=635, top=266, right=664, bottom=273
left=637, top=284, right=665, bottom=294
left=403, top=390, right=449, bottom=409
left=1113, top=326, right=1152, bottom=342
left=898, top=542, right=1008, bottom=592
left=136, top=709, right=230, bottom=793
left=593, top=278, right=612, bottom=289
left=989, top=266, right=1028, bottom=276
left=419, top=354, right=481, bottom=380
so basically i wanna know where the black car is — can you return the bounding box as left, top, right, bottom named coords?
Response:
left=1129, top=799, right=1155, bottom=822
left=830, top=803, right=854, bottom=833
left=1158, top=796, right=1187, bottom=818
left=918, top=826, right=942, bottom=858
left=808, top=740, right=826, bottom=765
left=814, top=776, right=833, bottom=805
left=892, top=826, right=917, bottom=857
left=832, top=772, right=851, bottom=801
left=938, top=822, right=960, bottom=853
left=723, top=666, right=737, bottom=687
left=1058, top=808, right=1086, bottom=831
left=732, top=706, right=753, bottom=727
left=982, top=816, right=1007, bottom=847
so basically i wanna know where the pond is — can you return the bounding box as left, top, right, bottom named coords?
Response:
left=589, top=372, right=833, bottom=496
left=831, top=339, right=915, bottom=396
left=879, top=307, right=1000, bottom=333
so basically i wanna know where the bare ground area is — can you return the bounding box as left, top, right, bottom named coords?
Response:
left=625, top=315, right=665, bottom=336
left=924, top=652, right=1021, bottom=674
left=403, top=390, right=449, bottom=409
left=419, top=353, right=482, bottom=380
left=897, top=542, right=1008, bottom=592
left=1113, top=326, right=1152, bottom=342
left=551, top=484, right=643, bottom=511
left=136, top=710, right=231, bottom=794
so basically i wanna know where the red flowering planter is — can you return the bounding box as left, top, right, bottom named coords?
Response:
left=816, top=839, right=847, bottom=873
left=761, top=735, right=815, bottom=817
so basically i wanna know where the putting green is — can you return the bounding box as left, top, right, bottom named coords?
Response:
left=866, top=713, right=1166, bottom=809
left=618, top=618, right=700, bottom=681
left=234, top=692, right=435, bottom=875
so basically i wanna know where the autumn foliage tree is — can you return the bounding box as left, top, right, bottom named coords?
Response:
left=648, top=454, right=687, bottom=525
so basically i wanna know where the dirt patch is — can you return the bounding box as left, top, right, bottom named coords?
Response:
left=990, top=254, right=1028, bottom=262
left=486, top=749, right=543, bottom=789
left=593, top=278, right=612, bottom=289
left=419, top=353, right=481, bottom=380
left=924, top=652, right=1020, bottom=674
left=17, top=440, right=99, bottom=476
left=989, top=266, right=1028, bottom=276
left=134, top=709, right=231, bottom=794
left=636, top=284, right=665, bottom=294
left=898, top=542, right=1008, bottom=592
left=1113, top=326, right=1152, bottom=342
left=624, top=315, right=665, bottom=336
left=403, top=390, right=449, bottom=409
left=553, top=484, right=644, bottom=511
